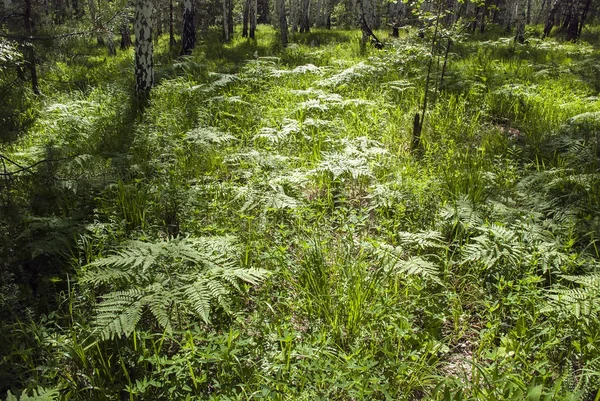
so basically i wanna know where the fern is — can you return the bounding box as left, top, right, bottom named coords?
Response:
left=312, top=137, right=386, bottom=181
left=235, top=182, right=301, bottom=214
left=439, top=194, right=483, bottom=238
left=270, top=63, right=325, bottom=77
left=184, top=126, right=236, bottom=147
left=81, top=237, right=268, bottom=340
left=366, top=241, right=442, bottom=283
left=396, top=230, right=447, bottom=252
left=461, top=223, right=527, bottom=271
left=545, top=271, right=600, bottom=318
left=317, top=62, right=378, bottom=88
left=254, top=119, right=302, bottom=144
left=4, top=388, right=59, bottom=401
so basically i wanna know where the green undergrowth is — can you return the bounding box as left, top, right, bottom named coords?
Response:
left=2, top=25, right=600, bottom=400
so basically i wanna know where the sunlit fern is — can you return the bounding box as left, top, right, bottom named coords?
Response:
left=317, top=62, right=378, bottom=88
left=365, top=240, right=442, bottom=284
left=80, top=236, right=268, bottom=340
left=545, top=271, right=600, bottom=319
left=312, top=137, right=386, bottom=181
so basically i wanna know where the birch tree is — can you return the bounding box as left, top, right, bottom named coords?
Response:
left=181, top=0, right=195, bottom=54
left=135, top=0, right=154, bottom=96
left=514, top=0, right=526, bottom=42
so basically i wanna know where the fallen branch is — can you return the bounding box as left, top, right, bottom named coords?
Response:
left=0, top=154, right=74, bottom=177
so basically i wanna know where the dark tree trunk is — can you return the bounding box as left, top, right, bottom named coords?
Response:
left=481, top=3, right=487, bottom=32
left=578, top=0, right=591, bottom=37
left=228, top=0, right=234, bottom=35
left=566, top=0, right=587, bottom=41
left=258, top=0, right=268, bottom=23
left=471, top=6, right=480, bottom=33
left=279, top=0, right=288, bottom=46
left=223, top=0, right=230, bottom=41
left=299, top=0, right=309, bottom=32
left=543, top=0, right=562, bottom=37
left=121, top=22, right=132, bottom=49
left=243, top=0, right=249, bottom=37
left=24, top=0, right=40, bottom=95
left=169, top=0, right=175, bottom=48
left=180, top=0, right=195, bottom=55
left=358, top=0, right=383, bottom=48
left=249, top=0, right=257, bottom=39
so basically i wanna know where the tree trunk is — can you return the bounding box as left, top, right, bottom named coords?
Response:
left=169, top=0, right=175, bottom=48
left=514, top=0, right=525, bottom=43
left=249, top=0, right=257, bottom=39
left=223, top=0, right=229, bottom=41
left=567, top=0, right=588, bottom=41
left=279, top=0, right=288, bottom=46
left=299, top=0, right=310, bottom=32
left=358, top=0, right=383, bottom=48
left=107, top=33, right=117, bottom=55
left=121, top=22, right=132, bottom=49
left=135, top=0, right=154, bottom=96
left=315, top=0, right=323, bottom=27
left=24, top=0, right=40, bottom=95
left=258, top=0, right=268, bottom=23
left=480, top=4, right=486, bottom=33
left=543, top=0, right=562, bottom=38
left=180, top=0, right=195, bottom=55
left=243, top=0, right=249, bottom=36
left=578, top=0, right=591, bottom=37
left=155, top=0, right=163, bottom=40
left=290, top=0, right=298, bottom=32
left=228, top=0, right=234, bottom=35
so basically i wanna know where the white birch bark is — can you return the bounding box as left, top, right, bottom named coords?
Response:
left=135, top=0, right=154, bottom=95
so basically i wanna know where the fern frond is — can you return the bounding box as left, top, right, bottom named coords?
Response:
left=397, top=230, right=446, bottom=251
left=95, top=289, right=145, bottom=340
left=184, top=279, right=212, bottom=323
left=184, top=126, right=236, bottom=147
left=82, top=236, right=268, bottom=338
left=367, top=242, right=441, bottom=283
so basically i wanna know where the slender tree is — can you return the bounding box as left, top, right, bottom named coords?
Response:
left=169, top=0, right=175, bottom=48
left=180, top=0, right=195, bottom=54
left=243, top=0, right=249, bottom=36
left=514, top=0, right=526, bottom=42
left=121, top=21, right=132, bottom=49
left=228, top=0, right=234, bottom=35
left=23, top=0, right=40, bottom=95
left=299, top=0, right=310, bottom=32
left=223, top=0, right=230, bottom=41
left=134, top=0, right=154, bottom=96
left=249, top=0, right=257, bottom=39
left=543, top=0, right=562, bottom=37
left=279, top=0, right=288, bottom=46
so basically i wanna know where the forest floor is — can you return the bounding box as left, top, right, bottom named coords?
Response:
left=2, top=25, right=600, bottom=400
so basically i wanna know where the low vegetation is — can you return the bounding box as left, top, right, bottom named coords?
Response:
left=2, top=25, right=600, bottom=400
